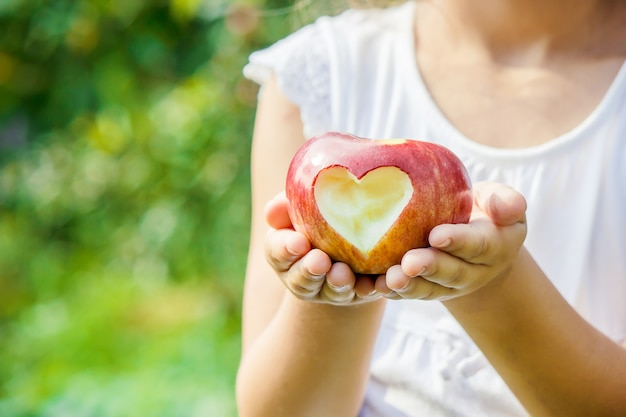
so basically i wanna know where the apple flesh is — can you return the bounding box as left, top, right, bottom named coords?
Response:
left=285, top=132, right=472, bottom=274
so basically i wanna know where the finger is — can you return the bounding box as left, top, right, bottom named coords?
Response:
left=320, top=262, right=356, bottom=304
left=288, top=272, right=325, bottom=299
left=382, top=292, right=403, bottom=300
left=473, top=181, right=527, bottom=227
left=265, top=228, right=311, bottom=272
left=401, top=247, right=486, bottom=290
left=428, top=218, right=526, bottom=264
left=384, top=263, right=451, bottom=300
left=385, top=264, right=411, bottom=291
left=428, top=220, right=492, bottom=264
left=374, top=274, right=400, bottom=299
left=285, top=249, right=332, bottom=299
left=264, top=192, right=293, bottom=230
left=353, top=275, right=379, bottom=300
left=396, top=279, right=457, bottom=300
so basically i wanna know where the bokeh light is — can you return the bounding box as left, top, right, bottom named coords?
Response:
left=0, top=0, right=299, bottom=415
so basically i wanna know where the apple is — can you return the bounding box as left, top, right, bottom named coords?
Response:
left=285, top=132, right=473, bottom=274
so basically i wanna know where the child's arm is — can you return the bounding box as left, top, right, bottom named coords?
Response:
left=236, top=76, right=385, bottom=417
left=447, top=249, right=626, bottom=417
left=387, top=182, right=626, bottom=417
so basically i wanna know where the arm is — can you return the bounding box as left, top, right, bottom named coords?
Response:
left=385, top=182, right=626, bottom=417
left=236, top=77, right=385, bottom=417
left=446, top=249, right=626, bottom=417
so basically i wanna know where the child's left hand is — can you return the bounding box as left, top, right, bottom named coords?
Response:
left=378, top=181, right=528, bottom=301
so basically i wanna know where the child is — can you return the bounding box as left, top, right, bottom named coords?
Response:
left=237, top=1, right=626, bottom=416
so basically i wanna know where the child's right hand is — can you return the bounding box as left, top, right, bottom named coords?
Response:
left=264, top=193, right=383, bottom=305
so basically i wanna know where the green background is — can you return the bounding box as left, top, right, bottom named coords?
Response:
left=0, top=0, right=305, bottom=415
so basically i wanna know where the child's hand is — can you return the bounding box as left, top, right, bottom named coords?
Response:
left=380, top=182, right=528, bottom=301
left=264, top=193, right=382, bottom=305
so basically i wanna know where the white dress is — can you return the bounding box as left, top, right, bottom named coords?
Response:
left=244, top=2, right=626, bottom=416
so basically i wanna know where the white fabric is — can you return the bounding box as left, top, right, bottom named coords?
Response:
left=244, top=2, right=626, bottom=416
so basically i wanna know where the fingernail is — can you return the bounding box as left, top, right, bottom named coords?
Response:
left=306, top=269, right=325, bottom=281
left=328, top=283, right=352, bottom=293
left=409, top=266, right=427, bottom=278
left=363, top=289, right=379, bottom=299
left=286, top=242, right=300, bottom=256
left=360, top=288, right=377, bottom=298
left=397, top=280, right=413, bottom=292
left=286, top=232, right=307, bottom=256
left=436, top=238, right=451, bottom=249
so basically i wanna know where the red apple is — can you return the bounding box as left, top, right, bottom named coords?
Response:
left=285, top=132, right=473, bottom=275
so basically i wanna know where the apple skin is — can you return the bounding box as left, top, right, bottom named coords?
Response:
left=285, top=132, right=473, bottom=275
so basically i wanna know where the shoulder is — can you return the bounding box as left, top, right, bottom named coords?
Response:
left=245, top=1, right=415, bottom=76
left=243, top=2, right=416, bottom=137
left=315, top=2, right=416, bottom=47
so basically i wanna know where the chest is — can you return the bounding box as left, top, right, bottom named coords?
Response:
left=416, top=55, right=624, bottom=149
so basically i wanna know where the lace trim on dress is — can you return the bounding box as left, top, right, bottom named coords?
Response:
left=243, top=24, right=332, bottom=139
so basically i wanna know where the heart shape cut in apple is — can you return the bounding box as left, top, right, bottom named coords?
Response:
left=286, top=132, right=472, bottom=274
left=314, top=166, right=413, bottom=254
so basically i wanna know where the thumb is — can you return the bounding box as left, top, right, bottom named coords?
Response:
left=264, top=192, right=294, bottom=230
left=473, top=181, right=527, bottom=227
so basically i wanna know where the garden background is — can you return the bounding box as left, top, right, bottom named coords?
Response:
left=0, top=0, right=315, bottom=415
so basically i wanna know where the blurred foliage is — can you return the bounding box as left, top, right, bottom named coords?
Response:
left=0, top=0, right=299, bottom=415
